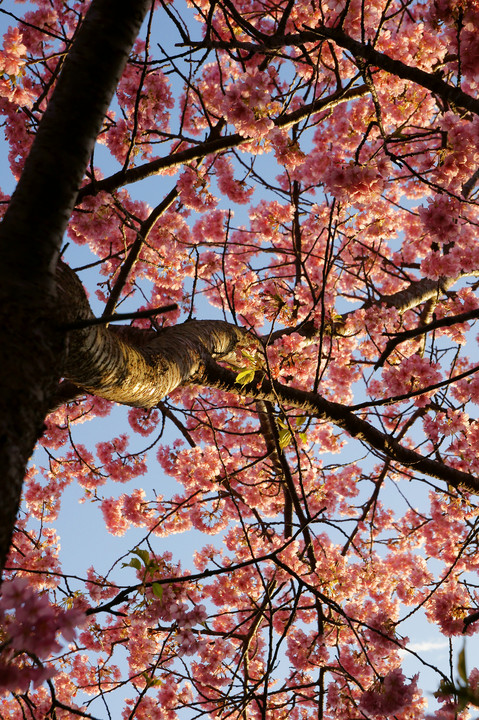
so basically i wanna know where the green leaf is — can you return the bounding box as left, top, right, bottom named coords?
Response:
left=148, top=677, right=162, bottom=687
left=241, top=350, right=258, bottom=365
left=146, top=561, right=159, bottom=576
left=235, top=368, right=255, bottom=386
left=124, top=557, right=142, bottom=571
left=458, top=643, right=467, bottom=684
left=132, top=547, right=150, bottom=566
left=152, top=582, right=163, bottom=599
left=279, top=428, right=292, bottom=449
left=142, top=671, right=162, bottom=688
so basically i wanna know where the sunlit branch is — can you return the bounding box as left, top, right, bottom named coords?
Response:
left=78, top=84, right=368, bottom=199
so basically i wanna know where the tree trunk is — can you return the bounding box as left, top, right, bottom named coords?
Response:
left=0, top=0, right=152, bottom=574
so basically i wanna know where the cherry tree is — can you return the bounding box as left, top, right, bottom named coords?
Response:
left=2, top=0, right=479, bottom=717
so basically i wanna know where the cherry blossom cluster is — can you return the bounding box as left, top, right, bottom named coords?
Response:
left=0, top=27, right=34, bottom=107
left=323, top=158, right=391, bottom=207
left=104, top=57, right=173, bottom=163
left=0, top=578, right=84, bottom=694
left=221, top=66, right=281, bottom=141
left=359, top=668, right=420, bottom=717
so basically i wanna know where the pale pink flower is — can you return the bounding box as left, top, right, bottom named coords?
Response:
left=359, top=668, right=419, bottom=716
left=0, top=578, right=85, bottom=693
left=323, top=158, right=390, bottom=205
left=418, top=195, right=461, bottom=242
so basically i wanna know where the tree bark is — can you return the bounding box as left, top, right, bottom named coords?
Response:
left=0, top=0, right=152, bottom=574
left=57, top=261, right=250, bottom=408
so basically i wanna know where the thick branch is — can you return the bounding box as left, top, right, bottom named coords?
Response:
left=199, top=359, right=479, bottom=494
left=188, top=28, right=479, bottom=115
left=57, top=261, right=251, bottom=407
left=59, top=280, right=479, bottom=491
left=57, top=257, right=479, bottom=493
left=303, top=26, right=479, bottom=115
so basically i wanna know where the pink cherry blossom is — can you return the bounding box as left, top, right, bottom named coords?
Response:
left=359, top=669, right=420, bottom=717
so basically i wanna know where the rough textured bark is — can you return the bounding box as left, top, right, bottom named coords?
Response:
left=0, top=0, right=152, bottom=574
left=57, top=260, right=250, bottom=408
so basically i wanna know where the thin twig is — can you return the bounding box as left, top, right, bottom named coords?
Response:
left=61, top=303, right=178, bottom=330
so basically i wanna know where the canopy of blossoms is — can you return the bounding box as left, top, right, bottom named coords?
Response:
left=1, top=0, right=479, bottom=719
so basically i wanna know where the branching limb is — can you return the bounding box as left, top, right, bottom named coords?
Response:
left=200, top=357, right=479, bottom=493
left=256, top=400, right=293, bottom=538
left=77, top=84, right=368, bottom=198
left=374, top=308, right=479, bottom=369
